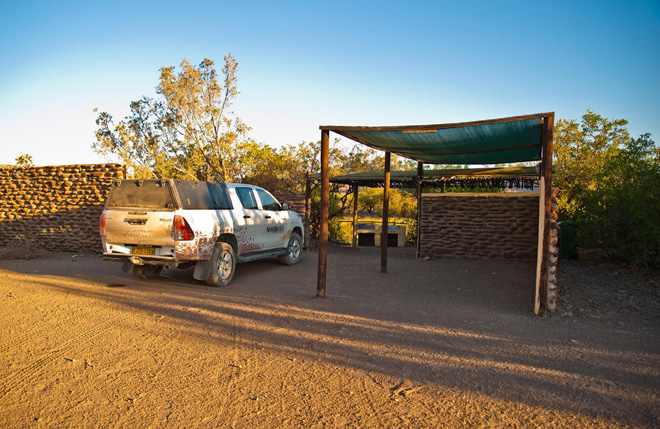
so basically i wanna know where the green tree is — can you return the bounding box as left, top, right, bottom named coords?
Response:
left=579, top=133, right=660, bottom=266
left=15, top=154, right=33, bottom=167
left=93, top=55, right=253, bottom=181
left=554, top=109, right=630, bottom=220
left=356, top=187, right=416, bottom=218
left=251, top=139, right=417, bottom=241
left=358, top=188, right=382, bottom=214
left=243, top=139, right=412, bottom=195
left=554, top=110, right=660, bottom=267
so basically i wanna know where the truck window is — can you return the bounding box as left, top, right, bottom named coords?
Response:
left=175, top=181, right=233, bottom=209
left=256, top=189, right=281, bottom=211
left=106, top=180, right=176, bottom=209
left=236, top=187, right=258, bottom=209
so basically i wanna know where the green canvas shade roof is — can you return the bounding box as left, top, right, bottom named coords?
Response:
left=320, top=112, right=553, bottom=165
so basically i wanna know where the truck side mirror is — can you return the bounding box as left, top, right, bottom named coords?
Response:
left=281, top=203, right=290, bottom=211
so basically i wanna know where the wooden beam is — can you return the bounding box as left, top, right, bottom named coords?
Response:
left=416, top=162, right=423, bottom=258
left=320, top=112, right=553, bottom=132
left=535, top=113, right=555, bottom=315
left=317, top=130, right=330, bottom=298
left=381, top=151, right=391, bottom=273
left=352, top=185, right=359, bottom=248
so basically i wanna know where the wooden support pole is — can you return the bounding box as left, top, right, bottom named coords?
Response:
left=416, top=161, right=423, bottom=258
left=352, top=185, right=359, bottom=248
left=304, top=171, right=312, bottom=251
left=535, top=113, right=555, bottom=315
left=381, top=151, right=391, bottom=273
left=317, top=130, right=330, bottom=298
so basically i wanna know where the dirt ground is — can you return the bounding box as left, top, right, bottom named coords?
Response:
left=0, top=246, right=658, bottom=428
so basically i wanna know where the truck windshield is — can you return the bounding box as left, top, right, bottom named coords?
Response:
left=106, top=180, right=176, bottom=209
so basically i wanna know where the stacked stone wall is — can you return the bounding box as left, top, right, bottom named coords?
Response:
left=0, top=164, right=125, bottom=253
left=419, top=193, right=539, bottom=259
left=273, top=193, right=309, bottom=244
left=545, top=187, right=560, bottom=312
left=272, top=194, right=306, bottom=220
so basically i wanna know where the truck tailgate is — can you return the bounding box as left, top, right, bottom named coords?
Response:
left=104, top=210, right=175, bottom=247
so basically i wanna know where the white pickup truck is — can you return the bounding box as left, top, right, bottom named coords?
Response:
left=99, top=179, right=304, bottom=286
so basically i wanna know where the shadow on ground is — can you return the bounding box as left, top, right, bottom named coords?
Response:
left=1, top=245, right=659, bottom=426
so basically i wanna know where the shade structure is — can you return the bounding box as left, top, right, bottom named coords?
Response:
left=316, top=112, right=556, bottom=316
left=321, top=113, right=550, bottom=165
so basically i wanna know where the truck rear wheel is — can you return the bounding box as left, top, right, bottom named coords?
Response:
left=206, top=242, right=236, bottom=286
left=132, top=264, right=163, bottom=279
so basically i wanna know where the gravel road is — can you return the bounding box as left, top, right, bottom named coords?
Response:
left=0, top=246, right=658, bottom=428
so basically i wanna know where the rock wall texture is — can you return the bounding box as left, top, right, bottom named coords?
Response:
left=272, top=194, right=306, bottom=220
left=419, top=193, right=539, bottom=259
left=273, top=193, right=309, bottom=246
left=545, top=187, right=560, bottom=313
left=0, top=164, right=125, bottom=253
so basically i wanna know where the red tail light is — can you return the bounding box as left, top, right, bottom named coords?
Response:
left=174, top=216, right=195, bottom=241
left=99, top=213, right=106, bottom=237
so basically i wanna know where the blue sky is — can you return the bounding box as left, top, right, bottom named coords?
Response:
left=1, top=0, right=659, bottom=166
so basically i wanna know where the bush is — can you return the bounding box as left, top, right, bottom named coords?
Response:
left=554, top=111, right=660, bottom=267
left=329, top=218, right=350, bottom=244
left=357, top=188, right=417, bottom=218
left=576, top=135, right=660, bottom=266
left=404, top=218, right=417, bottom=245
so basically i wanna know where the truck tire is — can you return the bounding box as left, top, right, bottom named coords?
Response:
left=132, top=264, right=163, bottom=279
left=279, top=232, right=302, bottom=266
left=206, top=242, right=236, bottom=286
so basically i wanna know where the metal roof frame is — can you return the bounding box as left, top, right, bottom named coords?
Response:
left=325, top=166, right=539, bottom=189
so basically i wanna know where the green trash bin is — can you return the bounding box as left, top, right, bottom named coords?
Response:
left=558, top=221, right=578, bottom=259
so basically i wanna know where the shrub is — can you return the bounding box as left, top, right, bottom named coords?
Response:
left=554, top=110, right=660, bottom=267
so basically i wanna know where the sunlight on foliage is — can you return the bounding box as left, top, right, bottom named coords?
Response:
left=93, top=55, right=253, bottom=182
left=554, top=110, right=660, bottom=267
left=14, top=154, right=33, bottom=167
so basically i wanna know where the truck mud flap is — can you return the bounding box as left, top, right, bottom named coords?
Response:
left=193, top=259, right=212, bottom=281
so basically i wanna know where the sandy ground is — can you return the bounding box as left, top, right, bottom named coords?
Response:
left=0, top=246, right=658, bottom=428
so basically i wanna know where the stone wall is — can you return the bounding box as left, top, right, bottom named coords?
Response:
left=419, top=193, right=539, bottom=259
left=0, top=164, right=125, bottom=253
left=273, top=193, right=309, bottom=246
left=545, top=187, right=560, bottom=312
left=272, top=194, right=306, bottom=220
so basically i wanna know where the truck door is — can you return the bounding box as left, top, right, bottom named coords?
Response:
left=255, top=189, right=289, bottom=250
left=234, top=187, right=266, bottom=254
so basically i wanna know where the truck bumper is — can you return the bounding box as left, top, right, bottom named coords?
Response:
left=103, top=253, right=180, bottom=267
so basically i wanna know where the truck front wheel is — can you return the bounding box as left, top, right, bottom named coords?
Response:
left=279, top=232, right=302, bottom=266
left=206, top=242, right=236, bottom=286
